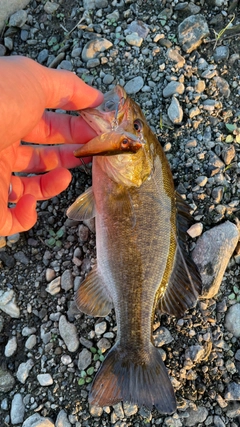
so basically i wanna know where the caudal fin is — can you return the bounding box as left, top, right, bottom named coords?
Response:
left=89, top=342, right=176, bottom=414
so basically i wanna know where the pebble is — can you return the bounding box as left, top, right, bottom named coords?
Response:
left=97, top=337, right=111, bottom=353
left=167, top=48, right=185, bottom=68
left=123, top=402, right=138, bottom=416
left=124, top=76, right=144, bottom=94
left=192, top=221, right=239, bottom=298
left=214, top=76, right=230, bottom=98
left=44, top=1, right=59, bottom=14
left=89, top=405, right=103, bottom=417
left=37, top=373, right=53, bottom=386
left=187, top=222, right=203, bottom=238
left=46, top=277, right=61, bottom=295
left=224, top=382, right=240, bottom=400
left=7, top=233, right=20, bottom=244
left=10, top=393, right=25, bottom=425
left=55, top=409, right=71, bottom=427
left=9, top=10, right=28, bottom=27
left=103, top=74, right=115, bottom=85
left=126, top=33, right=143, bottom=47
left=57, top=60, right=73, bottom=71
left=184, top=345, right=205, bottom=367
left=221, top=144, right=235, bottom=165
left=0, top=368, right=15, bottom=392
left=45, top=268, right=56, bottom=282
left=78, top=348, right=92, bottom=370
left=78, top=224, right=89, bottom=242
left=5, top=336, right=17, bottom=357
left=213, top=45, right=229, bottom=63
left=61, top=269, right=73, bottom=292
left=82, top=38, right=113, bottom=62
left=184, top=406, right=208, bottom=426
left=16, top=359, right=34, bottom=384
left=0, top=236, right=6, bottom=248
left=95, top=321, right=107, bottom=335
left=59, top=315, right=79, bottom=352
left=178, top=14, right=209, bottom=53
left=213, top=415, right=225, bottom=427
left=167, top=96, right=183, bottom=124
left=37, top=48, right=49, bottom=64
left=127, top=20, right=149, bottom=39
left=22, top=414, right=54, bottom=427
left=25, top=334, right=37, bottom=350
left=22, top=326, right=36, bottom=336
left=87, top=58, right=100, bottom=68
left=163, top=81, right=185, bottom=97
left=0, top=290, right=20, bottom=318
left=153, top=326, right=173, bottom=346
left=14, top=250, right=29, bottom=265
left=225, top=304, right=240, bottom=337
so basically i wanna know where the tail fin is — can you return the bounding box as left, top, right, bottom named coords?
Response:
left=89, top=342, right=176, bottom=414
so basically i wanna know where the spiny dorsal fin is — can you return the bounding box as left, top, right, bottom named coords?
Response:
left=67, top=187, right=95, bottom=221
left=76, top=265, right=113, bottom=317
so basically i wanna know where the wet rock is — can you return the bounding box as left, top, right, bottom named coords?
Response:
left=184, top=406, right=208, bottom=426
left=78, top=348, right=92, bottom=370
left=82, top=38, right=113, bottom=62
left=10, top=393, right=25, bottom=425
left=22, top=414, right=54, bottom=427
left=0, top=290, right=20, bottom=318
left=225, top=304, right=240, bottom=337
left=16, top=359, right=34, bottom=384
left=57, top=60, right=73, bottom=71
left=9, top=9, right=27, bottom=27
left=124, top=76, right=144, bottom=94
left=178, top=15, right=209, bottom=53
left=14, top=251, right=29, bottom=265
left=163, top=81, right=185, bottom=97
left=167, top=97, right=183, bottom=124
left=192, top=221, right=239, bottom=298
left=224, top=382, right=240, bottom=400
left=0, top=368, right=15, bottom=392
left=59, top=315, right=79, bottom=352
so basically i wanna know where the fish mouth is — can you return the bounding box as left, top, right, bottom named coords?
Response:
left=80, top=85, right=127, bottom=134
left=74, top=129, right=143, bottom=157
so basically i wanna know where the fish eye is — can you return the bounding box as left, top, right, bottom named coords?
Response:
left=134, top=119, right=143, bottom=132
left=121, top=138, right=129, bottom=147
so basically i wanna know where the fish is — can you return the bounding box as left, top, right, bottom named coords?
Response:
left=67, top=85, right=202, bottom=414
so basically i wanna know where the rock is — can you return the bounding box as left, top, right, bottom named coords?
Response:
left=153, top=327, right=173, bottom=346
left=14, top=251, right=29, bottom=265
left=22, top=326, right=37, bottom=336
left=10, top=393, right=25, bottom=424
left=16, top=359, right=34, bottom=384
left=22, top=413, right=54, bottom=427
left=0, top=0, right=31, bottom=32
left=9, top=9, right=27, bottom=27
left=78, top=224, right=89, bottom=242
left=7, top=233, right=20, bottom=244
left=25, top=334, right=37, bottom=350
left=0, top=236, right=6, bottom=247
left=213, top=415, right=225, bottom=427
left=82, top=38, right=113, bottom=62
left=163, top=81, right=185, bottom=97
left=0, top=368, right=15, bottom=392
left=87, top=58, right=100, bottom=68
left=59, top=315, right=79, bottom=352
left=37, top=49, right=49, bottom=64
left=221, top=144, right=235, bottom=165
left=56, top=410, right=71, bottom=427
left=57, top=60, right=73, bottom=71
left=0, top=290, right=20, bottom=318
left=103, top=74, right=114, bottom=85
left=78, top=348, right=92, bottom=370
left=224, top=382, right=240, bottom=400
left=192, top=221, right=239, bottom=298
left=225, top=304, right=240, bottom=337
left=124, top=76, right=144, bottom=94
left=44, top=1, right=59, bottom=14
left=97, top=337, right=111, bottom=353
left=5, top=336, right=17, bottom=357
left=126, top=33, right=143, bottom=47
left=184, top=345, right=205, bottom=367
left=95, top=321, right=107, bottom=335
left=37, top=373, right=53, bottom=386
left=61, top=269, right=73, bottom=292
left=96, top=0, right=108, bottom=8
left=123, top=402, right=138, bottom=416
left=178, top=14, right=209, bottom=53
left=167, top=97, right=183, bottom=124
left=46, top=277, right=61, bottom=295
left=167, top=48, right=185, bottom=68
left=226, top=404, right=240, bottom=418
left=214, top=76, right=230, bottom=98
left=89, top=405, right=103, bottom=417
left=0, top=43, right=6, bottom=56
left=0, top=251, right=15, bottom=267
left=187, top=223, right=203, bottom=238
left=184, top=406, right=208, bottom=426
left=127, top=20, right=149, bottom=38
left=213, top=46, right=229, bottom=63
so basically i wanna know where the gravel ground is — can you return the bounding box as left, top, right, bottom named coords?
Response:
left=1, top=1, right=240, bottom=426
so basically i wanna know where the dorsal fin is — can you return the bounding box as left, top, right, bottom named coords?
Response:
left=66, top=187, right=96, bottom=221
left=76, top=265, right=113, bottom=317
left=159, top=192, right=202, bottom=318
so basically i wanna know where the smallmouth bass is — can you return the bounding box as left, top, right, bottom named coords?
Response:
left=67, top=85, right=202, bottom=414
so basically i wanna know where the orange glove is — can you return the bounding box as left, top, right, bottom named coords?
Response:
left=0, top=56, right=104, bottom=236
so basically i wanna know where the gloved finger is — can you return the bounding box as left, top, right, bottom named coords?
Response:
left=0, top=194, right=37, bottom=236
left=9, top=167, right=72, bottom=203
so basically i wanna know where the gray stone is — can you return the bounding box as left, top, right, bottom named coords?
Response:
left=78, top=224, right=89, bottom=242
left=0, top=290, right=20, bottom=318
left=87, top=58, right=100, bottom=68
left=46, top=277, right=61, bottom=295
left=126, top=33, right=143, bottom=47
left=167, top=48, right=185, bottom=68
left=57, top=60, right=73, bottom=71
left=4, top=36, right=13, bottom=50
left=163, top=81, right=185, bottom=97
left=167, top=96, right=183, bottom=124
left=7, top=233, right=20, bottom=244
left=9, top=9, right=27, bottom=27
left=123, top=402, right=138, bottom=416
left=178, top=14, right=210, bottom=53
left=5, top=336, right=17, bottom=357
left=25, top=334, right=37, bottom=350
left=225, top=382, right=240, bottom=400
left=82, top=38, right=112, bottom=62
left=97, top=337, right=111, bottom=353
left=96, top=0, right=108, bottom=8
left=37, top=49, right=49, bottom=64
left=221, top=144, right=235, bottom=165
left=14, top=251, right=29, bottom=265
left=225, top=304, right=240, bottom=338
left=95, top=321, right=107, bottom=335
left=185, top=345, right=205, bottom=366
left=103, top=74, right=114, bottom=85
left=61, top=269, right=73, bottom=292
left=44, top=1, right=59, bottom=14
left=213, top=415, right=225, bottom=427
left=10, top=393, right=25, bottom=425
left=124, top=76, right=144, bottom=94
left=22, top=326, right=36, bottom=336
left=192, top=221, right=239, bottom=298
left=56, top=410, right=71, bottom=427
left=37, top=373, right=53, bottom=386
left=184, top=406, right=208, bottom=426
left=214, top=46, right=229, bottom=63
left=16, top=359, right=34, bottom=384
left=214, top=76, right=230, bottom=98
left=127, top=20, right=149, bottom=39
left=153, top=327, right=173, bottom=346
left=0, top=43, right=6, bottom=56
left=71, top=47, right=81, bottom=58
left=78, top=348, right=92, bottom=370
left=0, top=368, right=15, bottom=392
left=59, top=315, right=79, bottom=352
left=22, top=413, right=54, bottom=427
left=0, top=0, right=31, bottom=32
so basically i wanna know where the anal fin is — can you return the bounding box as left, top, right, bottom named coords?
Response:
left=76, top=265, right=113, bottom=317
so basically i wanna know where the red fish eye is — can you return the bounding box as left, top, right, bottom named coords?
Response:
left=134, top=119, right=143, bottom=132
left=121, top=139, right=129, bottom=146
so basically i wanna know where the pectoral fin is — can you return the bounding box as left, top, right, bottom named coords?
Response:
left=76, top=265, right=113, bottom=317
left=67, top=187, right=96, bottom=221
